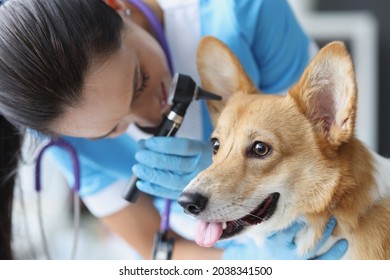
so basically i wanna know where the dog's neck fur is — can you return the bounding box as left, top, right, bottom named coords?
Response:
left=304, top=137, right=390, bottom=258
left=315, top=138, right=390, bottom=224
left=327, top=138, right=375, bottom=225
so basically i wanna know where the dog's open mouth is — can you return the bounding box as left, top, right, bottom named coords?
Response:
left=195, top=192, right=280, bottom=247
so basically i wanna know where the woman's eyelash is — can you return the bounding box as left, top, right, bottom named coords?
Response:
left=137, top=71, right=150, bottom=93
left=131, top=70, right=150, bottom=104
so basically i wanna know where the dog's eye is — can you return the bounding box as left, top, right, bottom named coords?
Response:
left=251, top=141, right=271, bottom=157
left=210, top=138, right=220, bottom=155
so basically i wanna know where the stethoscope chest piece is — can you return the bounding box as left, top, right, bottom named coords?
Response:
left=151, top=231, right=174, bottom=260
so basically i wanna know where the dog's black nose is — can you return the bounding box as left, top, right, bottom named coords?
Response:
left=178, top=192, right=208, bottom=216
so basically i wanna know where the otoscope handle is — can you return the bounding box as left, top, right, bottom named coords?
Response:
left=122, top=174, right=141, bottom=203
left=122, top=115, right=181, bottom=203
left=156, top=117, right=181, bottom=137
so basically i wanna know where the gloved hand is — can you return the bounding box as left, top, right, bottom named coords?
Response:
left=222, top=217, right=348, bottom=260
left=132, top=137, right=212, bottom=200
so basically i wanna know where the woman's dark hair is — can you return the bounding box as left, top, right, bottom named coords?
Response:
left=0, top=0, right=124, bottom=259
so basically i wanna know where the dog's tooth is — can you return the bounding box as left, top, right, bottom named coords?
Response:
left=223, top=222, right=227, bottom=229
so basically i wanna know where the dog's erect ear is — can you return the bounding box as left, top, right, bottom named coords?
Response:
left=289, top=41, right=357, bottom=147
left=196, top=36, right=257, bottom=124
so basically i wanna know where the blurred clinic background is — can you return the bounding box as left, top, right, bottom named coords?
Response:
left=11, top=0, right=389, bottom=259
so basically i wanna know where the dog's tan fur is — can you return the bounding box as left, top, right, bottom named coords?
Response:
left=184, top=36, right=390, bottom=259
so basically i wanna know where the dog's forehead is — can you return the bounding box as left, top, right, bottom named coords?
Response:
left=220, top=94, right=291, bottom=126
left=213, top=93, right=310, bottom=146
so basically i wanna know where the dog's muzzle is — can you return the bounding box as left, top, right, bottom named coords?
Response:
left=178, top=191, right=280, bottom=247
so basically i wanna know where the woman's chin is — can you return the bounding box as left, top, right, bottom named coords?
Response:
left=135, top=116, right=165, bottom=134
left=135, top=103, right=172, bottom=134
left=135, top=123, right=161, bottom=134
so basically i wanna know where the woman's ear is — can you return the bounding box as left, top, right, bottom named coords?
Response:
left=104, top=0, right=119, bottom=10
left=196, top=36, right=257, bottom=125
left=104, top=0, right=128, bottom=11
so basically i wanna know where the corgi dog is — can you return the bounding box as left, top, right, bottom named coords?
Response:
left=178, top=36, right=390, bottom=259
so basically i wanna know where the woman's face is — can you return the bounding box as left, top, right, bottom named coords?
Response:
left=53, top=15, right=172, bottom=139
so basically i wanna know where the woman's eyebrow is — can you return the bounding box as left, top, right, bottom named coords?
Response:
left=89, top=65, right=139, bottom=140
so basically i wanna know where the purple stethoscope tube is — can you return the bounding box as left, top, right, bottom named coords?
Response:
left=35, top=138, right=80, bottom=193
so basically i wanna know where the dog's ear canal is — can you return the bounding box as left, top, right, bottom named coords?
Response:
left=289, top=41, right=358, bottom=147
left=196, top=36, right=257, bottom=124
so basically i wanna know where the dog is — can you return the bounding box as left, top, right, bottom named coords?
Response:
left=178, top=36, right=390, bottom=259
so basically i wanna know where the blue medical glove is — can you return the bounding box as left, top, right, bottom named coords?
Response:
left=132, top=137, right=212, bottom=200
left=222, top=217, right=348, bottom=260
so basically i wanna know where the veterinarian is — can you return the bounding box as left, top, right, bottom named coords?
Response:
left=0, top=0, right=348, bottom=259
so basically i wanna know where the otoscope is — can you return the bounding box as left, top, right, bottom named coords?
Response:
left=122, top=73, right=221, bottom=260
left=122, top=73, right=221, bottom=203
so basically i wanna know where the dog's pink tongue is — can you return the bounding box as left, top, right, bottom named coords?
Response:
left=195, top=221, right=223, bottom=247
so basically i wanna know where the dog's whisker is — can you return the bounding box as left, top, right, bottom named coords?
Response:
left=232, top=219, right=245, bottom=227
left=247, top=213, right=265, bottom=222
left=233, top=209, right=265, bottom=222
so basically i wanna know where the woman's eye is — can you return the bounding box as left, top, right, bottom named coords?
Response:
left=210, top=138, right=220, bottom=155
left=251, top=141, right=271, bottom=157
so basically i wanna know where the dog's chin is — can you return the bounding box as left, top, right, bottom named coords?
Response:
left=220, top=192, right=280, bottom=240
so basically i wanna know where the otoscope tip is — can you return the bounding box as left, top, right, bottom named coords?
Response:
left=197, top=88, right=222, bottom=101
